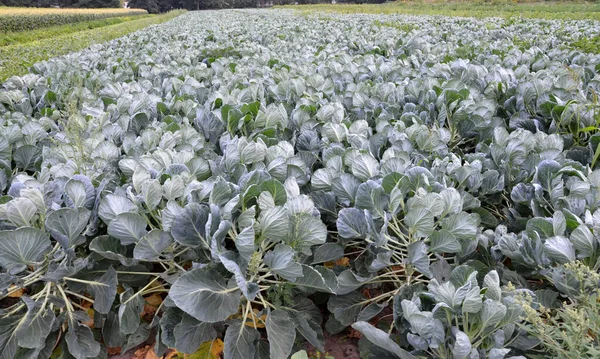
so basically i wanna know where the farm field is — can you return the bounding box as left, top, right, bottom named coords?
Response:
left=284, top=1, right=600, bottom=21
left=0, top=7, right=148, bottom=32
left=0, top=7, right=600, bottom=359
left=0, top=10, right=184, bottom=81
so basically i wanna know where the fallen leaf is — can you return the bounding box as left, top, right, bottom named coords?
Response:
left=184, top=339, right=224, bottom=359
left=145, top=347, right=160, bottom=359
left=81, top=296, right=93, bottom=309
left=347, top=328, right=362, bottom=338
left=132, top=345, right=161, bottom=359
left=142, top=304, right=157, bottom=320
left=7, top=285, right=24, bottom=298
left=145, top=293, right=163, bottom=307
left=335, top=257, right=350, bottom=267
left=83, top=308, right=94, bottom=328
left=235, top=308, right=266, bottom=328
left=163, top=350, right=180, bottom=359
left=210, top=339, right=224, bottom=357
left=107, top=347, right=122, bottom=356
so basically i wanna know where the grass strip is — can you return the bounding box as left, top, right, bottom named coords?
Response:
left=279, top=2, right=600, bottom=21
left=0, top=10, right=185, bottom=82
left=0, top=7, right=148, bottom=32
left=0, top=15, right=153, bottom=47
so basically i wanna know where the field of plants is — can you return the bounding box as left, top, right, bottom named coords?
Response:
left=1, top=8, right=600, bottom=359
left=0, top=7, right=148, bottom=32
left=0, top=9, right=182, bottom=82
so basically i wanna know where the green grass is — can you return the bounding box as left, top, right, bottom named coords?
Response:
left=0, top=10, right=185, bottom=82
left=0, top=7, right=148, bottom=32
left=279, top=2, right=600, bottom=21
left=572, top=35, right=600, bottom=54
left=0, top=15, right=153, bottom=47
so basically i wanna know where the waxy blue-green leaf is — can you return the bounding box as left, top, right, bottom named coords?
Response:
left=173, top=314, right=217, bottom=354
left=405, top=205, right=434, bottom=238
left=224, top=320, right=259, bottom=359
left=351, top=321, right=417, bottom=359
left=266, top=310, right=296, bottom=359
left=0, top=227, right=50, bottom=273
left=107, top=212, right=148, bottom=245
left=264, top=243, right=303, bottom=281
left=171, top=203, right=210, bottom=248
left=170, top=268, right=241, bottom=323
left=336, top=208, right=368, bottom=239
left=134, top=230, right=173, bottom=260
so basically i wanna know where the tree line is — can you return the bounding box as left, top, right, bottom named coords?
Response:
left=0, top=0, right=386, bottom=13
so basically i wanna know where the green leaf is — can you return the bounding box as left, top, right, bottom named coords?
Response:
left=407, top=241, right=431, bottom=277
left=173, top=314, right=217, bottom=354
left=405, top=205, right=434, bottom=238
left=134, top=229, right=173, bottom=260
left=78, top=266, right=117, bottom=314
left=223, top=320, right=259, bottom=359
left=439, top=188, right=462, bottom=215
left=65, top=322, right=101, bottom=359
left=480, top=299, right=507, bottom=330
left=311, top=243, right=344, bottom=264
left=336, top=208, right=368, bottom=239
left=14, top=145, right=40, bottom=171
left=332, top=174, right=361, bottom=206
left=266, top=310, right=296, bottom=359
left=483, top=270, right=501, bottom=301
left=118, top=288, right=144, bottom=334
left=288, top=309, right=324, bottom=353
left=107, top=212, right=148, bottom=245
left=429, top=230, right=461, bottom=253
left=286, top=213, right=327, bottom=251
left=264, top=244, right=303, bottom=281
left=0, top=227, right=51, bottom=273
left=171, top=203, right=210, bottom=248
left=441, top=212, right=480, bottom=240
left=141, top=179, right=163, bottom=210
left=452, top=330, right=471, bottom=359
left=262, top=179, right=287, bottom=206
left=98, top=194, right=137, bottom=223
left=351, top=153, right=380, bottom=181
left=45, top=207, right=90, bottom=248
left=290, top=351, right=309, bottom=359
left=234, top=225, right=255, bottom=262
left=570, top=224, right=597, bottom=257
left=5, top=198, right=37, bottom=227
left=103, top=312, right=124, bottom=348
left=351, top=321, right=417, bottom=359
left=544, top=236, right=575, bottom=263
left=90, top=235, right=134, bottom=266
left=294, top=265, right=338, bottom=294
left=526, top=217, right=554, bottom=240
left=0, top=316, right=20, bottom=359
left=170, top=268, right=241, bottom=323
left=259, top=206, right=289, bottom=242
left=327, top=291, right=364, bottom=325
left=17, top=298, right=55, bottom=349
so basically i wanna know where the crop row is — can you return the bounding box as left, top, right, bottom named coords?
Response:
left=0, top=7, right=148, bottom=32
left=0, top=9, right=600, bottom=359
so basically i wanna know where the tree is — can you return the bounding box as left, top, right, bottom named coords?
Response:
left=128, top=0, right=160, bottom=12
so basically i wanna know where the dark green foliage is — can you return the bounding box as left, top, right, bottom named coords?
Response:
left=0, top=0, right=123, bottom=7
left=0, top=9, right=146, bottom=32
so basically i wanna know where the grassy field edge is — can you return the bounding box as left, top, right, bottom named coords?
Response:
left=278, top=2, right=600, bottom=21
left=0, top=7, right=148, bottom=32
left=0, top=10, right=186, bottom=82
left=0, top=15, right=154, bottom=47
